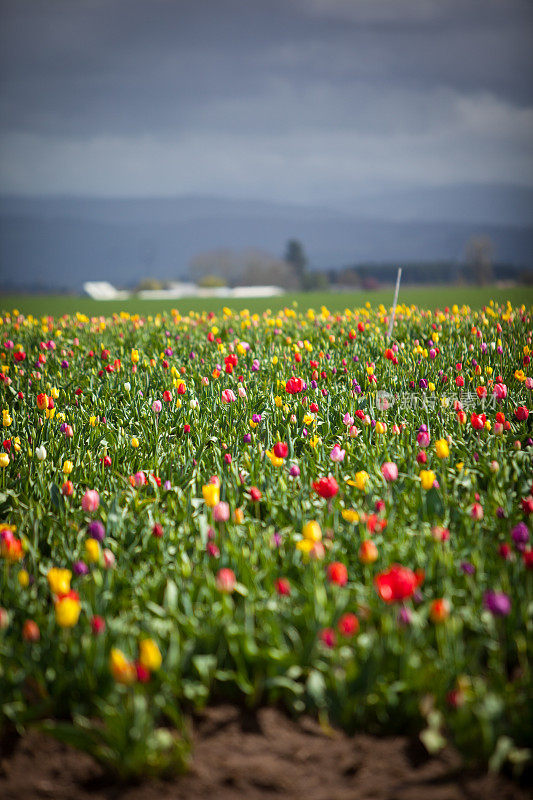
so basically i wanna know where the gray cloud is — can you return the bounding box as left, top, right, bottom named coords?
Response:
left=0, top=0, right=532, bottom=198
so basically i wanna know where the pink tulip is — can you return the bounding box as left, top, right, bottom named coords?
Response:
left=216, top=568, right=236, bottom=593
left=330, top=445, right=346, bottom=463
left=221, top=389, right=237, bottom=403
left=213, top=501, right=230, bottom=522
left=81, top=489, right=100, bottom=513
left=381, top=462, right=398, bottom=482
left=417, top=431, right=430, bottom=448
left=133, top=471, right=146, bottom=487
left=493, top=383, right=508, bottom=401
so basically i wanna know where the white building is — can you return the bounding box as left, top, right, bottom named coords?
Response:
left=83, top=280, right=284, bottom=301
left=83, top=281, right=130, bottom=300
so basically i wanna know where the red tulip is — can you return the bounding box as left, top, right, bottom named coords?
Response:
left=90, top=615, right=106, bottom=635
left=429, top=598, right=450, bottom=623
left=274, top=577, right=291, bottom=596
left=327, top=561, right=348, bottom=586
left=471, top=412, right=486, bottom=430
left=285, top=377, right=303, bottom=394
left=135, top=662, right=151, bottom=683
left=319, top=628, right=337, bottom=648
left=374, top=564, right=424, bottom=603
left=313, top=476, right=339, bottom=499
left=22, top=619, right=40, bottom=642
left=273, top=442, right=288, bottom=459
left=337, top=612, right=359, bottom=637
left=521, top=496, right=533, bottom=515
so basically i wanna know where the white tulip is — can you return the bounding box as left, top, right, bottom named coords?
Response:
left=124, top=382, right=131, bottom=392
left=35, top=445, right=47, bottom=461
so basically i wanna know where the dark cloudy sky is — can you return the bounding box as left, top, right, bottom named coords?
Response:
left=1, top=0, right=532, bottom=202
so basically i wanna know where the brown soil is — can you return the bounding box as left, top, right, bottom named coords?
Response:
left=0, top=705, right=529, bottom=800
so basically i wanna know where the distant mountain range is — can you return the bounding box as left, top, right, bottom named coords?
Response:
left=0, top=184, right=532, bottom=291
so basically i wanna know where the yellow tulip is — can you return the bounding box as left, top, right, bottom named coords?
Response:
left=47, top=567, right=72, bottom=596
left=435, top=439, right=449, bottom=459
left=85, top=539, right=100, bottom=564
left=302, top=520, right=322, bottom=542
left=55, top=596, right=81, bottom=627
left=202, top=483, right=220, bottom=507
left=138, top=638, right=162, bottom=672
left=354, top=471, right=369, bottom=491
left=18, top=569, right=30, bottom=588
left=109, top=648, right=136, bottom=684
left=419, top=470, right=436, bottom=490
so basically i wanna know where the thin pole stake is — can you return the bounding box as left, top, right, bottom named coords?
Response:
left=387, top=267, right=402, bottom=340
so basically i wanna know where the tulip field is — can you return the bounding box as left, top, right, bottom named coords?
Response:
left=0, top=299, right=532, bottom=778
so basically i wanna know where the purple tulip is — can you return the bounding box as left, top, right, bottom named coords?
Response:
left=511, top=522, right=529, bottom=551
left=87, top=520, right=105, bottom=542
left=398, top=606, right=412, bottom=626
left=483, top=591, right=511, bottom=617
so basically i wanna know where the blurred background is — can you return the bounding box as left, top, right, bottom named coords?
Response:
left=0, top=0, right=532, bottom=303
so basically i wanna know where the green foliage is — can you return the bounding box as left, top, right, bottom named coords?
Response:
left=0, top=297, right=532, bottom=778
left=3, top=285, right=532, bottom=319
left=197, top=274, right=227, bottom=288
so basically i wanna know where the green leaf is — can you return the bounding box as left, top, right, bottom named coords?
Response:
left=192, top=654, right=217, bottom=682
left=420, top=727, right=446, bottom=754
left=306, top=670, right=327, bottom=707
left=50, top=482, right=65, bottom=514
left=164, top=579, right=179, bottom=611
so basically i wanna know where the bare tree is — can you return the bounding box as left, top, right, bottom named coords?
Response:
left=188, top=249, right=241, bottom=285
left=241, top=249, right=298, bottom=289
left=465, top=235, right=494, bottom=285
left=188, top=248, right=297, bottom=289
